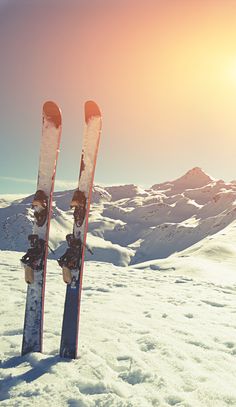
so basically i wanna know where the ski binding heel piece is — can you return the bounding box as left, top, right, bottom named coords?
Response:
left=21, top=234, right=46, bottom=281
left=62, top=266, right=72, bottom=284
left=24, top=265, right=34, bottom=284
left=32, top=190, right=48, bottom=227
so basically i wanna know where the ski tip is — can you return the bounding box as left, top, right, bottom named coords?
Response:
left=85, top=100, right=101, bottom=124
left=43, top=101, right=62, bottom=128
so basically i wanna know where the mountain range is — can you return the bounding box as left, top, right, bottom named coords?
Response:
left=1, top=167, right=236, bottom=266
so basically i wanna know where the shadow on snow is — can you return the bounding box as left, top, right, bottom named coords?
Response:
left=0, top=354, right=70, bottom=401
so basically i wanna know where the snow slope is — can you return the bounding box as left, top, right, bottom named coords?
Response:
left=0, top=241, right=236, bottom=406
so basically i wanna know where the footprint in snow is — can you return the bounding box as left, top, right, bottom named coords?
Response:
left=201, top=300, right=226, bottom=308
left=2, top=329, right=22, bottom=336
left=175, top=277, right=193, bottom=284
left=95, top=287, right=111, bottom=293
left=187, top=340, right=210, bottom=350
left=115, top=355, right=133, bottom=372
left=224, top=341, right=235, bottom=349
left=137, top=335, right=157, bottom=352
left=119, top=368, right=153, bottom=385
left=75, top=382, right=108, bottom=396
left=166, top=395, right=184, bottom=406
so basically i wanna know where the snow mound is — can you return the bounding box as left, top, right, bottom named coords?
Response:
left=105, top=184, right=148, bottom=201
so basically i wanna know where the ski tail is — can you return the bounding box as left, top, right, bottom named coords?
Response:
left=85, top=100, right=101, bottom=124
left=43, top=100, right=62, bottom=128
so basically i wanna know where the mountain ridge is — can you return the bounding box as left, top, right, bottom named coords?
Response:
left=1, top=167, right=236, bottom=266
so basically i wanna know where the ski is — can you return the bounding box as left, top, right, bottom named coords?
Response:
left=21, top=101, right=62, bottom=355
left=59, top=100, right=102, bottom=359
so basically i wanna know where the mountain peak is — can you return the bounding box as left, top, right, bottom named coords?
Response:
left=173, top=167, right=215, bottom=189
left=186, top=167, right=208, bottom=177
left=151, top=167, right=216, bottom=191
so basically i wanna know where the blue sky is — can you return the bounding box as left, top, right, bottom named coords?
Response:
left=1, top=0, right=236, bottom=194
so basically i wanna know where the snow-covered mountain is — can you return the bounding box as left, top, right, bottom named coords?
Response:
left=1, top=169, right=236, bottom=406
left=1, top=167, right=236, bottom=266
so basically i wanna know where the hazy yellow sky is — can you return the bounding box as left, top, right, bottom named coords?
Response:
left=1, top=0, right=236, bottom=192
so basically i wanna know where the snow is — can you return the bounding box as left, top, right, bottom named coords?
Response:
left=1, top=168, right=236, bottom=405
left=0, top=243, right=236, bottom=406
left=0, top=195, right=27, bottom=208
left=2, top=167, right=236, bottom=267
left=105, top=184, right=148, bottom=201
left=151, top=167, right=215, bottom=193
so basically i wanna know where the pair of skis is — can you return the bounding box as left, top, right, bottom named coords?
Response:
left=21, top=100, right=102, bottom=359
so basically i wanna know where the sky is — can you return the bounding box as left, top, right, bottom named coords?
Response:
left=1, top=0, right=236, bottom=193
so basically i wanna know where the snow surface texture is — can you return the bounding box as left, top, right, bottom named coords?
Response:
left=0, top=242, right=236, bottom=406
left=2, top=167, right=236, bottom=267
left=0, top=168, right=236, bottom=405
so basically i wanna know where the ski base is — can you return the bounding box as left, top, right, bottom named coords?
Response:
left=60, top=282, right=80, bottom=359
